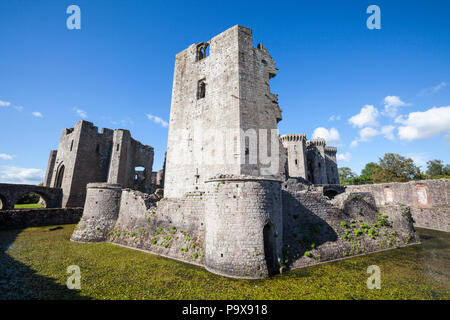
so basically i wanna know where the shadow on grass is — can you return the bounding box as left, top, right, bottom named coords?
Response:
left=0, top=228, right=88, bottom=300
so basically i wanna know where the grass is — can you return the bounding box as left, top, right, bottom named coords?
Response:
left=13, top=203, right=43, bottom=209
left=0, top=225, right=448, bottom=299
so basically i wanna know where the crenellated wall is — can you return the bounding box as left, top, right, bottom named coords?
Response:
left=345, top=179, right=449, bottom=232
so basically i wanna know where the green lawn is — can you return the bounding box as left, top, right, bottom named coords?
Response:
left=0, top=225, right=448, bottom=299
left=13, top=203, right=43, bottom=209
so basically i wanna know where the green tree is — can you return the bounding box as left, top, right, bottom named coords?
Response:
left=359, top=162, right=380, bottom=183
left=16, top=192, right=40, bottom=204
left=372, top=153, right=422, bottom=183
left=425, top=160, right=450, bottom=179
left=426, top=160, right=444, bottom=177
left=338, top=167, right=358, bottom=185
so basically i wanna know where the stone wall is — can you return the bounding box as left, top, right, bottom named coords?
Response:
left=0, top=208, right=82, bottom=230
left=204, top=176, right=283, bottom=279
left=0, top=183, right=62, bottom=210
left=45, top=120, right=155, bottom=208
left=345, top=179, right=449, bottom=232
left=71, top=184, right=206, bottom=265
left=71, top=183, right=122, bottom=242
left=281, top=182, right=419, bottom=270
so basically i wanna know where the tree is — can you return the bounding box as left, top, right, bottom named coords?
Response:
left=338, top=167, right=358, bottom=185
left=425, top=160, right=450, bottom=179
left=359, top=162, right=380, bottom=183
left=371, top=153, right=422, bottom=183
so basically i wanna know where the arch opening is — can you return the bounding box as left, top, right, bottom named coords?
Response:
left=324, top=189, right=338, bottom=200
left=55, top=165, right=65, bottom=188
left=14, top=192, right=47, bottom=209
left=263, top=223, right=279, bottom=276
left=134, top=166, right=146, bottom=182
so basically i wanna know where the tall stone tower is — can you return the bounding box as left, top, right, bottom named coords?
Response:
left=164, top=25, right=282, bottom=198
left=280, top=134, right=307, bottom=179
left=325, top=146, right=339, bottom=184
left=306, top=138, right=328, bottom=185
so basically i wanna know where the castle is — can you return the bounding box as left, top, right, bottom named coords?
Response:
left=67, top=25, right=429, bottom=279
left=43, top=121, right=160, bottom=207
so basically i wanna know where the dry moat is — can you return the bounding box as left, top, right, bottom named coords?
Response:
left=0, top=225, right=448, bottom=299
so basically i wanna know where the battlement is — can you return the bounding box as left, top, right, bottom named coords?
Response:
left=325, top=146, right=337, bottom=153
left=280, top=134, right=306, bottom=143
left=310, top=138, right=326, bottom=147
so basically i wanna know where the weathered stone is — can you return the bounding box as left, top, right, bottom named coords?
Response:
left=0, top=183, right=62, bottom=210
left=43, top=120, right=155, bottom=207
left=0, top=208, right=82, bottom=230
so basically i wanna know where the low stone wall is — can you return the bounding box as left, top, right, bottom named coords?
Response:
left=345, top=179, right=449, bottom=232
left=72, top=185, right=206, bottom=266
left=109, top=189, right=206, bottom=265
left=71, top=180, right=420, bottom=279
left=0, top=208, right=83, bottom=230
left=281, top=182, right=419, bottom=270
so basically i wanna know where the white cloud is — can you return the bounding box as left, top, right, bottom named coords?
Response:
left=337, top=152, right=351, bottom=162
left=349, top=105, right=379, bottom=128
left=359, top=127, right=380, bottom=141
left=14, top=105, right=23, bottom=112
left=0, top=153, right=14, bottom=160
left=383, top=96, right=411, bottom=117
left=381, top=125, right=395, bottom=140
left=328, top=115, right=341, bottom=121
left=418, top=82, right=447, bottom=96
left=146, top=113, right=168, bottom=128
left=0, top=100, right=11, bottom=107
left=74, top=108, right=88, bottom=119
left=312, top=127, right=341, bottom=145
left=32, top=111, right=43, bottom=118
left=396, top=106, right=450, bottom=141
left=350, top=127, right=380, bottom=148
left=406, top=153, right=429, bottom=168
left=0, top=166, right=44, bottom=184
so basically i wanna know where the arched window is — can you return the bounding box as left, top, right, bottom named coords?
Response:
left=55, top=165, right=65, bottom=188
left=197, top=79, right=206, bottom=99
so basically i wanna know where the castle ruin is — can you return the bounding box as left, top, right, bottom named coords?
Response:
left=68, top=25, right=433, bottom=279
left=43, top=120, right=155, bottom=207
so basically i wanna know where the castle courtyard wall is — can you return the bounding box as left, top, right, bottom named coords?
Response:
left=345, top=179, right=449, bottom=232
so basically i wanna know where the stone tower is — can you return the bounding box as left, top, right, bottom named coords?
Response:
left=306, top=138, right=328, bottom=185
left=164, top=25, right=282, bottom=198
left=45, top=121, right=114, bottom=207
left=325, top=146, right=339, bottom=184
left=44, top=120, right=154, bottom=207
left=280, top=134, right=307, bottom=179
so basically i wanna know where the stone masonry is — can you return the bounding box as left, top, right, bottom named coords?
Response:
left=69, top=25, right=434, bottom=279
left=44, top=120, right=154, bottom=207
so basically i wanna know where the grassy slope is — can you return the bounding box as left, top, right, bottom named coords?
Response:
left=0, top=225, right=448, bottom=300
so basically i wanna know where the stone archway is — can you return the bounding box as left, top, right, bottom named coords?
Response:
left=14, top=191, right=49, bottom=209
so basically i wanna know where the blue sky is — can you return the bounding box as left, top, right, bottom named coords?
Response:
left=1, top=0, right=449, bottom=184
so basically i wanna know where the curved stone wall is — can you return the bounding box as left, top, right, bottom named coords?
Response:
left=71, top=183, right=122, bottom=242
left=204, top=176, right=282, bottom=279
